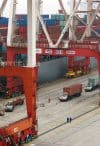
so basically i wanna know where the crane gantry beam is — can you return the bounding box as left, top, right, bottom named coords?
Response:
left=6, top=44, right=100, bottom=63
left=7, top=0, right=17, bottom=46
left=80, top=2, right=100, bottom=41
left=0, top=0, right=8, bottom=17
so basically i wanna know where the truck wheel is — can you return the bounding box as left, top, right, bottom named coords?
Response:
left=76, top=93, right=81, bottom=96
left=10, top=109, right=14, bottom=112
left=78, top=93, right=81, bottom=96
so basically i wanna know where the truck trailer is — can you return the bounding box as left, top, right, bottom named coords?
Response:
left=59, top=84, right=82, bottom=101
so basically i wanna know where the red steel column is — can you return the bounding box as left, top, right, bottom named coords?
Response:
left=85, top=57, right=90, bottom=73
left=7, top=47, right=16, bottom=96
left=7, top=47, right=15, bottom=65
left=0, top=67, right=38, bottom=143
left=24, top=67, right=38, bottom=135
left=68, top=56, right=74, bottom=68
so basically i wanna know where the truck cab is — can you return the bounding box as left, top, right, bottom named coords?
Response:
left=59, top=93, right=68, bottom=101
left=65, top=69, right=76, bottom=78
left=4, top=101, right=14, bottom=112
left=85, top=82, right=93, bottom=91
left=75, top=70, right=82, bottom=76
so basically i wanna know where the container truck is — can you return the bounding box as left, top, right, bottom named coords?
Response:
left=59, top=84, right=82, bottom=101
left=4, top=98, right=24, bottom=112
left=85, top=76, right=99, bottom=92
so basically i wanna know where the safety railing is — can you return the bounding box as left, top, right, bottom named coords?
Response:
left=69, top=42, right=100, bottom=51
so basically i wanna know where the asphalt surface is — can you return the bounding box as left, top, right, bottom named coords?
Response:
left=0, top=69, right=100, bottom=146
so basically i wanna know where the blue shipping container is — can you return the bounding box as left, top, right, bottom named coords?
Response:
left=41, top=14, right=49, bottom=19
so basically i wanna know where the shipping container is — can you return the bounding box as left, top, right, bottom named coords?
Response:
left=41, top=14, right=49, bottom=19
left=59, top=20, right=66, bottom=27
left=51, top=14, right=66, bottom=21
left=44, top=19, right=59, bottom=26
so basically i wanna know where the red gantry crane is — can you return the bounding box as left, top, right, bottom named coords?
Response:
left=0, top=0, right=38, bottom=145
left=0, top=0, right=100, bottom=145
